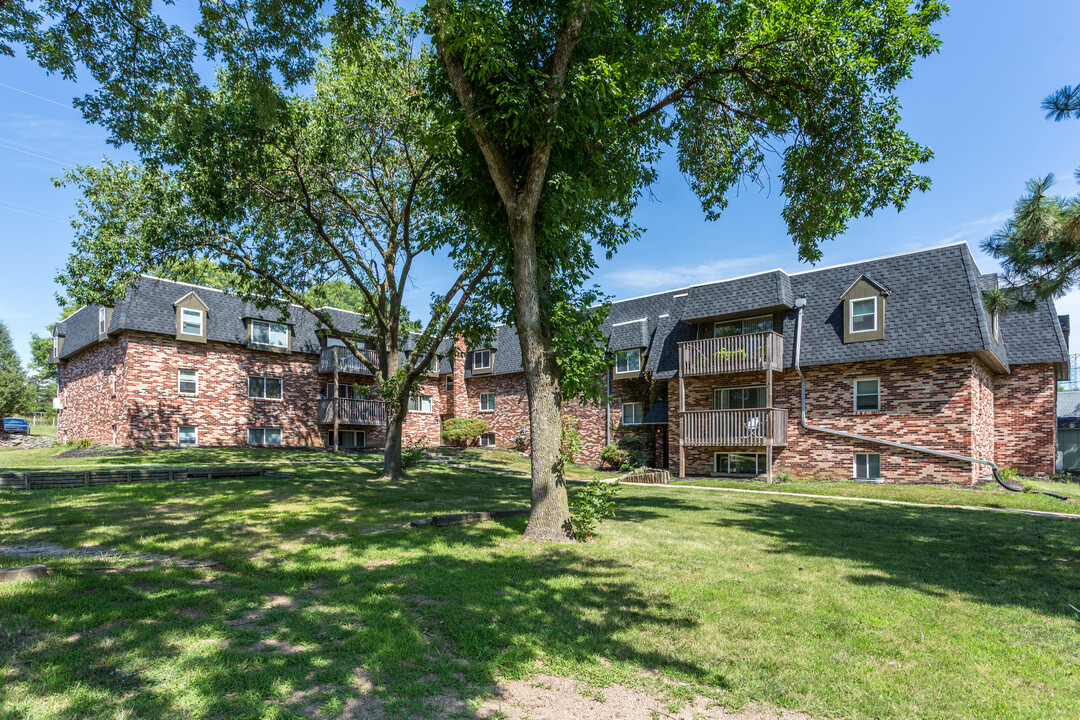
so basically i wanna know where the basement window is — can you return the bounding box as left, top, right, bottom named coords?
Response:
left=177, top=425, right=197, bottom=447
left=248, top=427, right=282, bottom=446
left=480, top=433, right=496, bottom=447
left=854, top=453, right=881, bottom=480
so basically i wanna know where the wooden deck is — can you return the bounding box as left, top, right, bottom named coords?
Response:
left=680, top=408, right=789, bottom=447
left=678, top=332, right=784, bottom=376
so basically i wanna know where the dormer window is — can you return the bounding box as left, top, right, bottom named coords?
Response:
left=98, top=307, right=107, bottom=335
left=849, top=297, right=877, bottom=333
left=181, top=308, right=203, bottom=335
left=473, top=349, right=491, bottom=371
left=251, top=320, right=289, bottom=349
left=841, top=275, right=889, bottom=343
left=614, top=348, right=642, bottom=374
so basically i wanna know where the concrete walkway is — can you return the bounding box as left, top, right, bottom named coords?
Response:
left=622, top=481, right=1080, bottom=520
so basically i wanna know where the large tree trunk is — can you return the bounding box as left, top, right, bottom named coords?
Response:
left=510, top=216, right=574, bottom=542
left=381, top=408, right=405, bottom=480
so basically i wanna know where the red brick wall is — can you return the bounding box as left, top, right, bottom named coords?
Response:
left=994, top=363, right=1056, bottom=474
left=673, top=356, right=991, bottom=484
left=401, top=377, right=445, bottom=446
left=57, top=336, right=129, bottom=445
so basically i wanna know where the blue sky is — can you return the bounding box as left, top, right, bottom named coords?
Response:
left=1, top=1, right=1079, bottom=367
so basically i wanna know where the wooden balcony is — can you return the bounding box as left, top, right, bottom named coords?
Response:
left=319, top=347, right=378, bottom=375
left=680, top=408, right=789, bottom=447
left=678, top=332, right=783, bottom=376
left=316, top=398, right=386, bottom=426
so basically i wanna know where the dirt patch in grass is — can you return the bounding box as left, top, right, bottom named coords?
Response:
left=0, top=541, right=216, bottom=568
left=52, top=446, right=145, bottom=459
left=478, top=674, right=816, bottom=720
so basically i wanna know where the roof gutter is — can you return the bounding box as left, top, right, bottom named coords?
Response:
left=792, top=300, right=1065, bottom=500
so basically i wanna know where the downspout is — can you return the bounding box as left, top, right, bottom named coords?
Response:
left=605, top=366, right=612, bottom=446
left=792, top=299, right=1066, bottom=500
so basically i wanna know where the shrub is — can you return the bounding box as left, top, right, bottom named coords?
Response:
left=560, top=417, right=582, bottom=467
left=570, top=475, right=621, bottom=541
left=616, top=435, right=647, bottom=472
left=400, top=443, right=427, bottom=474
left=440, top=417, right=489, bottom=447
left=65, top=438, right=93, bottom=448
left=599, top=443, right=627, bottom=469
left=998, top=466, right=1021, bottom=482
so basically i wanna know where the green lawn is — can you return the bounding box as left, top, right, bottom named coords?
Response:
left=0, top=444, right=383, bottom=470
left=672, top=475, right=1080, bottom=515
left=1, top=463, right=1078, bottom=719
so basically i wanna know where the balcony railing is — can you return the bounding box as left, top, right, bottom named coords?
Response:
left=318, top=346, right=378, bottom=375
left=678, top=331, right=783, bottom=376
left=316, top=398, right=387, bottom=426
left=680, top=408, right=789, bottom=447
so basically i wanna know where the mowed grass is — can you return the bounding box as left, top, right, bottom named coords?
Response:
left=1, top=464, right=1079, bottom=720
left=0, top=444, right=383, bottom=470
left=672, top=475, right=1080, bottom=516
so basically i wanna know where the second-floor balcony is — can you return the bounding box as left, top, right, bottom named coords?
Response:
left=319, top=346, right=378, bottom=375
left=680, top=408, right=789, bottom=447
left=679, top=331, right=784, bottom=376
left=316, top=397, right=387, bottom=426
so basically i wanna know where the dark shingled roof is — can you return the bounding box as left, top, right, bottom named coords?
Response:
left=683, top=269, right=793, bottom=321
left=53, top=244, right=1069, bottom=381
left=642, top=401, right=669, bottom=424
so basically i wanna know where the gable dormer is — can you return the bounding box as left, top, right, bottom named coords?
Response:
left=841, top=275, right=889, bottom=344
left=174, top=291, right=209, bottom=344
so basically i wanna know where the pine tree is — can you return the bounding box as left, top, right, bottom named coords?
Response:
left=0, top=321, right=32, bottom=418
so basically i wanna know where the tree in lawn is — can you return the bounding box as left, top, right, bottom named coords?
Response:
left=981, top=85, right=1080, bottom=305
left=8, top=0, right=945, bottom=539
left=51, top=13, right=496, bottom=480
left=0, top=320, right=32, bottom=418
left=27, top=326, right=58, bottom=412
left=424, top=0, right=945, bottom=539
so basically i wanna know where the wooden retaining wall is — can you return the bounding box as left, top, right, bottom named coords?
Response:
left=0, top=465, right=269, bottom=492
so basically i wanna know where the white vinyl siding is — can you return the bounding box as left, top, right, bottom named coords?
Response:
left=854, top=453, right=881, bottom=479
left=251, top=320, right=289, bottom=348
left=178, top=369, right=198, bottom=395
left=849, top=297, right=877, bottom=333
left=248, top=376, right=283, bottom=400
left=248, top=427, right=282, bottom=446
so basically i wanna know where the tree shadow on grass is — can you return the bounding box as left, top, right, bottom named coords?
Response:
left=717, top=497, right=1080, bottom=621
left=0, top=474, right=721, bottom=719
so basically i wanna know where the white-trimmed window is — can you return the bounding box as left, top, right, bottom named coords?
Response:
left=713, top=386, right=767, bottom=410
left=480, top=432, right=496, bottom=447
left=714, top=453, right=765, bottom=475
left=251, top=320, right=289, bottom=348
left=408, top=394, right=432, bottom=413
left=614, top=349, right=641, bottom=374
left=98, top=307, right=107, bottom=334
left=622, top=402, right=644, bottom=425
left=445, top=376, right=453, bottom=392
left=854, top=378, right=880, bottom=412
left=473, top=349, right=491, bottom=370
left=53, top=334, right=59, bottom=357
left=854, top=453, right=881, bottom=479
left=479, top=393, right=495, bottom=411
left=849, top=297, right=877, bottom=333
left=248, top=427, right=282, bottom=446
left=181, top=308, right=204, bottom=336
left=248, top=376, right=283, bottom=400
left=714, top=315, right=773, bottom=338
left=178, top=369, right=198, bottom=395
left=177, top=425, right=197, bottom=447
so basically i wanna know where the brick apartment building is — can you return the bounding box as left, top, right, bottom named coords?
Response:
left=49, top=242, right=1069, bottom=484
